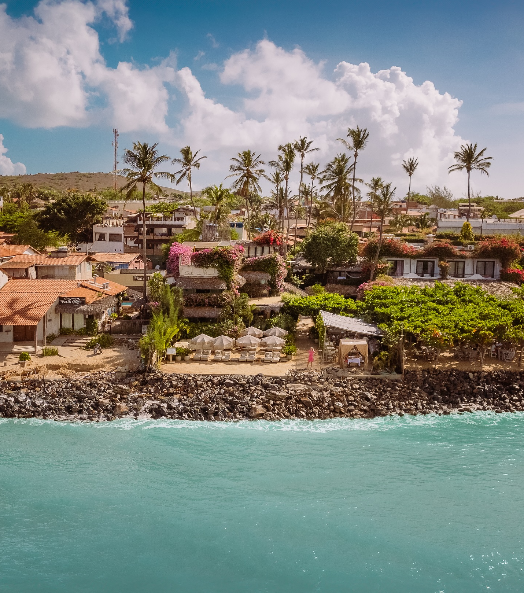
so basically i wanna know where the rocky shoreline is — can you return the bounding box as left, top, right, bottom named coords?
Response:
left=1, top=369, right=524, bottom=422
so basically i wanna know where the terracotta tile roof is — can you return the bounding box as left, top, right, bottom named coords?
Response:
left=0, top=245, right=40, bottom=257
left=75, top=278, right=127, bottom=297
left=5, top=254, right=89, bottom=266
left=88, top=252, right=141, bottom=263
left=1, top=279, right=78, bottom=293
left=0, top=260, right=35, bottom=269
left=0, top=280, right=77, bottom=325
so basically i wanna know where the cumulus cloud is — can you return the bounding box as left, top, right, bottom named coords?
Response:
left=174, top=39, right=465, bottom=194
left=0, top=135, right=26, bottom=175
left=0, top=0, right=173, bottom=131
left=0, top=2, right=465, bottom=194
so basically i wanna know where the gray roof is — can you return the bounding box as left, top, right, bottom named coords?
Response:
left=320, top=310, right=383, bottom=336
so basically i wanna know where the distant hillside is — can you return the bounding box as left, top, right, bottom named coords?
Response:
left=0, top=172, right=184, bottom=196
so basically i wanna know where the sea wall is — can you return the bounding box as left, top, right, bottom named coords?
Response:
left=1, top=369, right=524, bottom=421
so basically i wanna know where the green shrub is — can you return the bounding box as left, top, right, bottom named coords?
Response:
left=310, top=283, right=325, bottom=295
left=282, top=292, right=356, bottom=318
left=59, top=327, right=75, bottom=335
left=84, top=334, right=114, bottom=350
left=282, top=344, right=297, bottom=355
left=46, top=333, right=57, bottom=343
left=268, top=312, right=297, bottom=333
left=19, top=352, right=31, bottom=361
left=42, top=347, right=59, bottom=356
left=177, top=347, right=191, bottom=357
left=85, top=318, right=98, bottom=335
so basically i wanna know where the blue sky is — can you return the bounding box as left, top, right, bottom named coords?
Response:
left=0, top=0, right=523, bottom=197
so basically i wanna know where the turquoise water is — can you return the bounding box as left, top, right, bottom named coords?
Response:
left=0, top=414, right=523, bottom=592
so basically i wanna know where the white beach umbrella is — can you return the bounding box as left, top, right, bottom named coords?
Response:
left=213, top=335, right=235, bottom=350
left=190, top=334, right=215, bottom=348
left=263, top=327, right=288, bottom=337
left=260, top=335, right=286, bottom=347
left=239, top=326, right=264, bottom=337
left=236, top=335, right=261, bottom=348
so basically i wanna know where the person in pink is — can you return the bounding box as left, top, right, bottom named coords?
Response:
left=307, top=347, right=315, bottom=369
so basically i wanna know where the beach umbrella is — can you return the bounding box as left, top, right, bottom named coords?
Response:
left=263, top=327, right=288, bottom=337
left=213, top=335, right=235, bottom=350
left=190, top=334, right=214, bottom=348
left=240, top=326, right=264, bottom=337
left=236, top=335, right=261, bottom=348
left=260, top=335, right=286, bottom=347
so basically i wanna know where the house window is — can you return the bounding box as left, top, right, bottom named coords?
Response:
left=95, top=233, right=107, bottom=241
left=476, top=261, right=495, bottom=278
left=387, top=260, right=404, bottom=277
left=449, top=261, right=465, bottom=278
left=337, top=272, right=347, bottom=280
left=108, top=233, right=121, bottom=242
left=416, top=260, right=435, bottom=277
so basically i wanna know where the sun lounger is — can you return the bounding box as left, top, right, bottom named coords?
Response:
left=247, top=350, right=256, bottom=362
left=222, top=351, right=231, bottom=361
left=272, top=351, right=281, bottom=362
left=201, top=349, right=211, bottom=361
left=263, top=351, right=273, bottom=363
left=193, top=350, right=203, bottom=361
left=213, top=350, right=223, bottom=361
left=239, top=350, right=248, bottom=362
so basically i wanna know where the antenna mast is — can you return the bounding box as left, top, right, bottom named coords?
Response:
left=112, top=128, right=119, bottom=194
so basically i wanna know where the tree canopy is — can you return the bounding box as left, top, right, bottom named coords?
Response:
left=37, top=192, right=107, bottom=244
left=300, top=222, right=359, bottom=273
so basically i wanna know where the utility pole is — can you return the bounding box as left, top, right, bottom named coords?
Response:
left=112, top=128, right=119, bottom=194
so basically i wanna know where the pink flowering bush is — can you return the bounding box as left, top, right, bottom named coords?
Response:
left=500, top=268, right=524, bottom=285
left=356, top=280, right=391, bottom=300
left=242, top=253, right=287, bottom=295
left=476, top=237, right=521, bottom=268
left=166, top=242, right=192, bottom=277
left=362, top=238, right=418, bottom=259
left=191, top=245, right=245, bottom=289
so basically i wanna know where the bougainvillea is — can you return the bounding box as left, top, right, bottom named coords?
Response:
left=191, top=245, right=245, bottom=289
left=241, top=253, right=287, bottom=295
left=500, top=268, right=524, bottom=285
left=356, top=280, right=391, bottom=300
left=361, top=238, right=418, bottom=259
left=166, top=242, right=192, bottom=277
left=252, top=229, right=283, bottom=246
left=438, top=260, right=450, bottom=279
left=476, top=237, right=521, bottom=268
left=422, top=241, right=457, bottom=260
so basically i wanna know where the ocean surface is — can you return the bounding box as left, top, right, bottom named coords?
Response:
left=0, top=414, right=523, bottom=592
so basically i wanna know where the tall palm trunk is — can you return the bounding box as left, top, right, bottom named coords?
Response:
left=284, top=176, right=290, bottom=254
left=467, top=169, right=471, bottom=222
left=188, top=173, right=197, bottom=218
left=142, top=182, right=147, bottom=300
left=406, top=176, right=411, bottom=214
left=308, top=179, right=314, bottom=228
left=350, top=151, right=358, bottom=231
left=370, top=215, right=385, bottom=281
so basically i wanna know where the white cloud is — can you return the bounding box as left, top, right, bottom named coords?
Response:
left=0, top=3, right=467, bottom=196
left=173, top=39, right=465, bottom=195
left=207, top=33, right=219, bottom=48
left=0, top=0, right=172, bottom=132
left=0, top=135, right=26, bottom=175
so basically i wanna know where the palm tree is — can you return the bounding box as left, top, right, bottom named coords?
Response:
left=320, top=154, right=353, bottom=222
left=293, top=137, right=319, bottom=230
left=172, top=146, right=207, bottom=216
left=122, top=142, right=171, bottom=299
left=275, top=143, right=296, bottom=239
left=368, top=180, right=395, bottom=280
left=402, top=157, right=418, bottom=213
left=201, top=184, right=232, bottom=226
left=338, top=125, right=370, bottom=231
left=268, top=166, right=285, bottom=230
left=304, top=162, right=319, bottom=228
left=227, top=150, right=267, bottom=237
left=365, top=176, right=384, bottom=237
left=448, top=143, right=492, bottom=221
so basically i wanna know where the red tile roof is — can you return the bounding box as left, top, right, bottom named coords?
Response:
left=0, top=280, right=77, bottom=325
left=4, top=254, right=89, bottom=266
left=88, top=252, right=141, bottom=263
left=0, top=245, right=40, bottom=257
